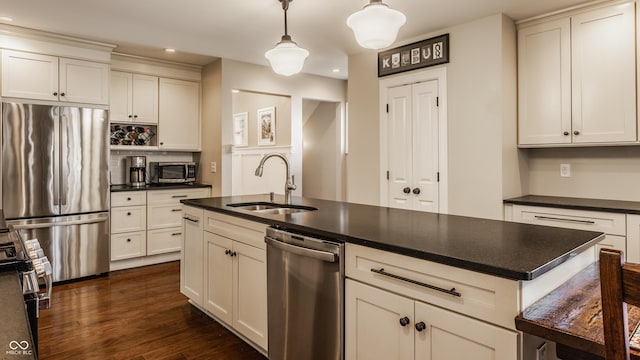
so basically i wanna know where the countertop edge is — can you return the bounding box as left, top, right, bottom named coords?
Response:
left=504, top=195, right=640, bottom=215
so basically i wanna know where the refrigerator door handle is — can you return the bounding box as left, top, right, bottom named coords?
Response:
left=11, top=216, right=109, bottom=230
left=53, top=109, right=60, bottom=208
left=60, top=112, right=68, bottom=207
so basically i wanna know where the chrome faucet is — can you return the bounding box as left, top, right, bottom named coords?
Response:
left=255, top=153, right=296, bottom=204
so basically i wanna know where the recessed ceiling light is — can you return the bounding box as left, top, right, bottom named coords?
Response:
left=164, top=48, right=176, bottom=53
left=332, top=68, right=340, bottom=73
left=0, top=16, right=14, bottom=22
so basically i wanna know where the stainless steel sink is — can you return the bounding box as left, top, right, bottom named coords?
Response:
left=226, top=202, right=317, bottom=214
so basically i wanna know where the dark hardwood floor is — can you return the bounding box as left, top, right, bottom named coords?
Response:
left=38, top=261, right=267, bottom=360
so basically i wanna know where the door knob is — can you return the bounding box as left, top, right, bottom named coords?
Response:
left=412, top=188, right=421, bottom=195
left=415, top=321, right=426, bottom=332
left=403, top=187, right=411, bottom=194
left=399, top=317, right=410, bottom=327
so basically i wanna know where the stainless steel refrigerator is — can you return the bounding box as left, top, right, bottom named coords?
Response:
left=2, top=101, right=110, bottom=282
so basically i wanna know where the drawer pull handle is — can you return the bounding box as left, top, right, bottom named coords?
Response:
left=399, top=317, right=410, bottom=327
left=171, top=209, right=182, bottom=212
left=183, top=217, right=199, bottom=223
left=171, top=232, right=182, bottom=236
left=533, top=215, right=596, bottom=225
left=370, top=268, right=462, bottom=298
left=172, top=195, right=188, bottom=198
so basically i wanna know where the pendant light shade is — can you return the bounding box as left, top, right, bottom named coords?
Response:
left=347, top=0, right=406, bottom=50
left=265, top=0, right=308, bottom=76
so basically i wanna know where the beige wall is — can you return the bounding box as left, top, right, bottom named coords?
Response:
left=232, top=91, right=292, bottom=147
left=201, top=59, right=346, bottom=196
left=527, top=147, right=640, bottom=201
left=346, top=14, right=524, bottom=219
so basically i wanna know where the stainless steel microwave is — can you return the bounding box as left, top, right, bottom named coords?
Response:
left=149, top=162, right=196, bottom=183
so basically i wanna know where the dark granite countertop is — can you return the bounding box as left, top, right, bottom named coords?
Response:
left=111, top=183, right=212, bottom=192
left=504, top=195, right=640, bottom=215
left=0, top=272, right=37, bottom=360
left=182, top=194, right=605, bottom=281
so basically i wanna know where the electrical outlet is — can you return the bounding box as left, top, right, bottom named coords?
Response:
left=560, top=163, right=571, bottom=177
left=210, top=161, right=217, bottom=173
left=536, top=342, right=547, bottom=360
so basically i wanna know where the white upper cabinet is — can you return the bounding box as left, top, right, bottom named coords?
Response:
left=110, top=71, right=159, bottom=124
left=158, top=78, right=201, bottom=151
left=517, top=1, right=636, bottom=146
left=1, top=50, right=109, bottom=105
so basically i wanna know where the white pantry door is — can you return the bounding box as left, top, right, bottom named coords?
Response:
left=387, top=80, right=439, bottom=212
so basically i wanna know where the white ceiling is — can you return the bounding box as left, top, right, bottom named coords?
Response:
left=0, top=0, right=590, bottom=79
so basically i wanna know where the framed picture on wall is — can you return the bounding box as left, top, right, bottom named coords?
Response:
left=257, top=107, right=276, bottom=146
left=232, top=112, right=248, bottom=146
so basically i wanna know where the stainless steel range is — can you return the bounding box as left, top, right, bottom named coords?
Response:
left=0, top=221, right=53, bottom=355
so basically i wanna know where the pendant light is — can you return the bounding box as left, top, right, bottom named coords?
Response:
left=347, top=0, right=406, bottom=50
left=265, top=0, right=309, bottom=76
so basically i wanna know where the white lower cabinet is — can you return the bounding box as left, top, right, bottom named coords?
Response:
left=197, top=210, right=268, bottom=351
left=181, top=205, right=204, bottom=305
left=346, top=280, right=517, bottom=360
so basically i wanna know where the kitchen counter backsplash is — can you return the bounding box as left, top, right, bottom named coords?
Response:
left=504, top=195, right=640, bottom=215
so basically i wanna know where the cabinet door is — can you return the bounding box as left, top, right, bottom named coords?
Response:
left=414, top=301, right=518, bottom=360
left=158, top=78, right=201, bottom=150
left=110, top=231, right=146, bottom=261
left=147, top=203, right=184, bottom=229
left=571, top=3, right=636, bottom=143
left=147, top=227, right=182, bottom=255
left=181, top=206, right=204, bottom=305
left=204, top=232, right=234, bottom=324
left=1, top=50, right=59, bottom=101
left=110, top=71, right=133, bottom=122
left=517, top=18, right=571, bottom=145
left=132, top=74, right=159, bottom=124
left=59, top=58, right=109, bottom=105
left=346, top=280, right=414, bottom=360
left=233, top=240, right=268, bottom=350
left=627, top=215, right=640, bottom=263
left=110, top=205, right=146, bottom=233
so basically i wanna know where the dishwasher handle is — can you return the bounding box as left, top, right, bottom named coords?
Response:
left=265, top=236, right=338, bottom=263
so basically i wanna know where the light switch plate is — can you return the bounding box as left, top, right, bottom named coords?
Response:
left=210, top=161, right=217, bottom=173
left=560, top=163, right=571, bottom=177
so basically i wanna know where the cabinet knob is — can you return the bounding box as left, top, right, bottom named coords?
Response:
left=563, top=131, right=570, bottom=136
left=126, top=238, right=131, bottom=243
left=573, top=130, right=580, bottom=136
left=224, top=249, right=230, bottom=255
left=127, top=212, right=131, bottom=216
left=127, top=197, right=132, bottom=201
left=133, top=115, right=138, bottom=118
left=231, top=251, right=237, bottom=257
left=53, top=92, right=58, bottom=96
left=415, top=321, right=426, bottom=332
left=399, top=316, right=410, bottom=327
left=128, top=115, right=133, bottom=118
left=403, top=187, right=411, bottom=194
left=60, top=92, right=65, bottom=97
left=412, top=188, right=421, bottom=195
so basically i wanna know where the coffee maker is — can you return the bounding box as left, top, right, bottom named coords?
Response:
left=126, top=156, right=147, bottom=187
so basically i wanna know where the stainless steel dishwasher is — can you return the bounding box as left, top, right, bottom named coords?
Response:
left=265, top=226, right=344, bottom=360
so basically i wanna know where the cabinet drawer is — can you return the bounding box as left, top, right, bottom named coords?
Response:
left=147, top=227, right=182, bottom=255
left=510, top=204, right=625, bottom=235
left=111, top=191, right=147, bottom=207
left=111, top=206, right=146, bottom=233
left=203, top=211, right=267, bottom=249
left=345, top=243, right=519, bottom=330
left=147, top=203, right=184, bottom=229
left=147, top=188, right=210, bottom=205
left=111, top=232, right=146, bottom=260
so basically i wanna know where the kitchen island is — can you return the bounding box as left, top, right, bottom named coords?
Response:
left=181, top=194, right=606, bottom=359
